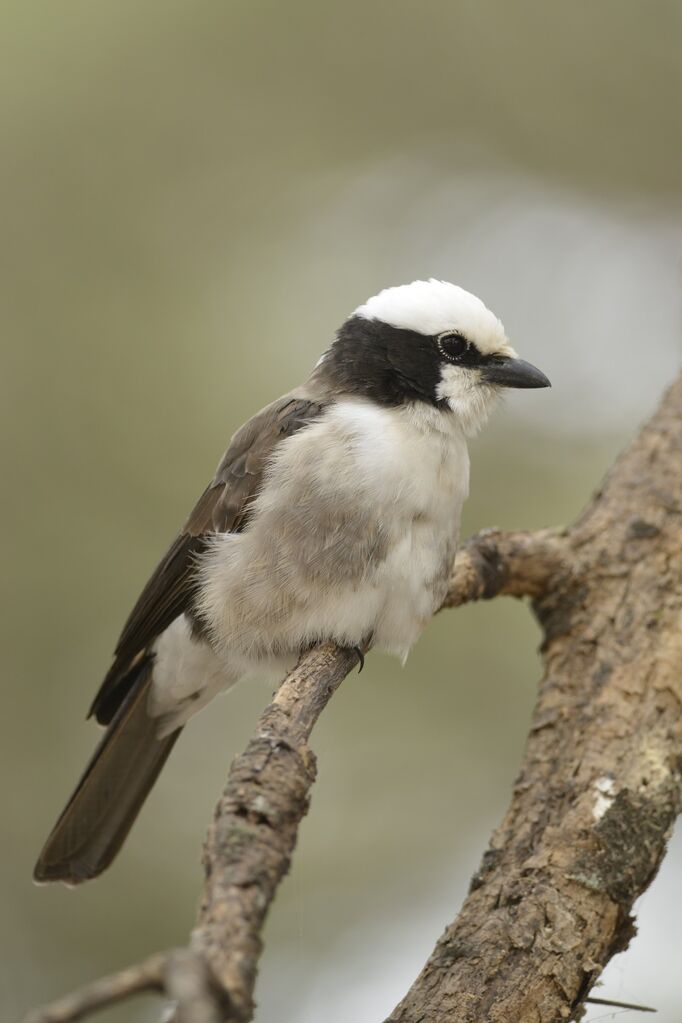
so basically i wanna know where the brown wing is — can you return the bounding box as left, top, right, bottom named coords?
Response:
left=89, top=392, right=329, bottom=724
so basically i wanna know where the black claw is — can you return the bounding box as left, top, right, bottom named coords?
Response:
left=353, top=647, right=365, bottom=673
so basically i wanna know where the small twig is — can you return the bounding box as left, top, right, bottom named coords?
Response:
left=23, top=949, right=226, bottom=1023
left=586, top=996, right=657, bottom=1013
left=23, top=950, right=169, bottom=1023
left=443, top=526, right=569, bottom=607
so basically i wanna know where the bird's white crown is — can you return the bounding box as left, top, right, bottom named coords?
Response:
left=354, top=278, right=510, bottom=356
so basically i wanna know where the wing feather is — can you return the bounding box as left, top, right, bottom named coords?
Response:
left=89, top=392, right=328, bottom=723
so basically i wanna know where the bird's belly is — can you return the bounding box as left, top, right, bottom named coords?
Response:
left=370, top=510, right=458, bottom=658
left=281, top=502, right=459, bottom=657
left=239, top=514, right=457, bottom=659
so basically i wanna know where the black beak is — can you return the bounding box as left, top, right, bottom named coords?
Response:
left=481, top=357, right=551, bottom=390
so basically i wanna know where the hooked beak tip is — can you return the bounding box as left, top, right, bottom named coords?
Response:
left=482, top=357, right=551, bottom=390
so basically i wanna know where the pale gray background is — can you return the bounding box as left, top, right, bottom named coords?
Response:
left=2, top=2, right=681, bottom=1020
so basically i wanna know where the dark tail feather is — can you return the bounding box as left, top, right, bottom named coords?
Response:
left=34, top=667, right=181, bottom=885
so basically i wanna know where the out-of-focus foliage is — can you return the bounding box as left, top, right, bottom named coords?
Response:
left=2, top=3, right=680, bottom=1021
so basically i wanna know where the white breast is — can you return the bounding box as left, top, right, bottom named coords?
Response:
left=197, top=398, right=470, bottom=664
left=349, top=401, right=469, bottom=657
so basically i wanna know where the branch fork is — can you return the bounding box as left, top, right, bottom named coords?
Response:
left=26, top=373, right=682, bottom=1023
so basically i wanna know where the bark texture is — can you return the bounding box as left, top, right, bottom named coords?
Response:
left=190, top=642, right=362, bottom=1021
left=25, top=374, right=682, bottom=1023
left=388, top=374, right=682, bottom=1023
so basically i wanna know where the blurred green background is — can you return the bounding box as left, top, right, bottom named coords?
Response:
left=2, top=2, right=681, bottom=1021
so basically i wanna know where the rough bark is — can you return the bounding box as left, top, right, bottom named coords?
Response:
left=190, top=642, right=362, bottom=1021
left=25, top=374, right=682, bottom=1023
left=388, top=374, right=682, bottom=1023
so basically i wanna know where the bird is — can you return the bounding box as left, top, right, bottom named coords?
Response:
left=34, top=278, right=550, bottom=885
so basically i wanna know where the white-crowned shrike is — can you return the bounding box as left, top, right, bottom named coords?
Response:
left=35, top=278, right=550, bottom=884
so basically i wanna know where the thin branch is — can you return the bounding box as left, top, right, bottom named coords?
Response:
left=23, top=951, right=168, bottom=1023
left=23, top=949, right=228, bottom=1023
left=443, top=525, right=569, bottom=607
left=190, top=641, right=362, bottom=1020
left=586, top=996, right=657, bottom=1013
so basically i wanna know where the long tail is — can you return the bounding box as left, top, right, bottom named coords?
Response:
left=34, top=664, right=181, bottom=885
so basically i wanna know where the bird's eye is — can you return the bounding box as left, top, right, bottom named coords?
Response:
left=436, top=331, right=470, bottom=363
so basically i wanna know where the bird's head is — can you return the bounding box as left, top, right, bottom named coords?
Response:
left=319, top=279, right=550, bottom=435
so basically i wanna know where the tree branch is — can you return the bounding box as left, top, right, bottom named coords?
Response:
left=25, top=374, right=682, bottom=1023
left=23, top=951, right=168, bottom=1023
left=443, top=526, right=570, bottom=607
left=387, top=373, right=682, bottom=1023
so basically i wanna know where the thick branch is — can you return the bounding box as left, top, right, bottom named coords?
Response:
left=387, top=373, right=682, bottom=1022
